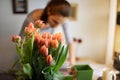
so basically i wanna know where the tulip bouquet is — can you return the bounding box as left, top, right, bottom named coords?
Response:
left=11, top=20, right=74, bottom=80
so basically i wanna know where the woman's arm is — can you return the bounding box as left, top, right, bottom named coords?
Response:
left=62, top=20, right=75, bottom=66
left=69, top=42, right=75, bottom=66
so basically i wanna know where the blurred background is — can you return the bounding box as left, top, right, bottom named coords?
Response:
left=0, top=0, right=119, bottom=72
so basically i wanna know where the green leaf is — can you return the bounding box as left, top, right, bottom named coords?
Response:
left=53, top=72, right=64, bottom=80
left=53, top=46, right=64, bottom=72
left=32, top=49, right=48, bottom=80
left=57, top=45, right=69, bottom=68
left=53, top=45, right=69, bottom=72
left=54, top=43, right=62, bottom=61
left=11, top=59, right=20, bottom=69
left=53, top=71, right=74, bottom=80
left=49, top=46, right=55, bottom=56
left=16, top=45, right=22, bottom=58
left=23, top=35, right=34, bottom=63
left=42, top=67, right=53, bottom=80
left=23, top=63, right=32, bottom=79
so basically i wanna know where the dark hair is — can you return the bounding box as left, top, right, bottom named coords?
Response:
left=40, top=0, right=71, bottom=23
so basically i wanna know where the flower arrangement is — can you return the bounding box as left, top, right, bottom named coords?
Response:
left=11, top=20, right=74, bottom=80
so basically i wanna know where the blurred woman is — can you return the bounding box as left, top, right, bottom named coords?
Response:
left=20, top=0, right=75, bottom=65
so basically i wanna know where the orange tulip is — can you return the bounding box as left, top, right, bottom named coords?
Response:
left=34, top=33, right=41, bottom=45
left=34, top=20, right=46, bottom=29
left=12, top=35, right=21, bottom=43
left=48, top=39, right=52, bottom=48
left=39, top=37, right=45, bottom=46
left=24, top=22, right=36, bottom=36
left=44, top=39, right=49, bottom=48
left=52, top=33, right=63, bottom=42
left=28, top=22, right=34, bottom=29
left=42, top=32, right=51, bottom=39
left=46, top=55, right=53, bottom=65
left=39, top=45, right=48, bottom=57
left=51, top=39, right=58, bottom=48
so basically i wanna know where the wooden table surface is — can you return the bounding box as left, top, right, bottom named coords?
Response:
left=0, top=73, right=15, bottom=80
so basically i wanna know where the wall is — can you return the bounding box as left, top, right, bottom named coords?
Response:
left=0, top=0, right=49, bottom=72
left=68, top=0, right=109, bottom=63
left=0, top=0, right=110, bottom=71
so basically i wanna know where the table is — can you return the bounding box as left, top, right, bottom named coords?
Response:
left=0, top=73, right=14, bottom=80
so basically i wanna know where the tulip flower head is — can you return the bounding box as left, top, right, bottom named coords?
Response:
left=34, top=33, right=41, bottom=45
left=52, top=33, right=63, bottom=42
left=42, top=32, right=51, bottom=39
left=51, top=39, right=59, bottom=48
left=46, top=54, right=53, bottom=65
left=34, top=20, right=46, bottom=29
left=39, top=45, right=48, bottom=57
left=12, top=35, right=21, bottom=43
left=24, top=22, right=37, bottom=37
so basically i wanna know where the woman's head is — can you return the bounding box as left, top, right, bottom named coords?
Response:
left=40, top=0, right=71, bottom=28
left=46, top=0, right=71, bottom=17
